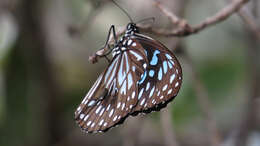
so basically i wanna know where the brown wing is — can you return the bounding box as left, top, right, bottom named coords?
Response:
left=74, top=49, right=144, bottom=133
left=129, top=33, right=182, bottom=115
left=75, top=33, right=182, bottom=133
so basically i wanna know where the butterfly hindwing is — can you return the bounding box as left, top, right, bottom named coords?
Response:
left=128, top=34, right=182, bottom=114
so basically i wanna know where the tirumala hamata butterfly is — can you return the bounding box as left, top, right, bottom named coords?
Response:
left=74, top=1, right=182, bottom=133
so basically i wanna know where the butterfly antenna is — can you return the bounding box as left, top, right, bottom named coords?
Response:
left=111, top=0, right=133, bottom=23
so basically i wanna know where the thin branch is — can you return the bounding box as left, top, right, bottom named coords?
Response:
left=233, top=1, right=260, bottom=145
left=160, top=108, right=179, bottom=146
left=154, top=0, right=191, bottom=30
left=89, top=0, right=249, bottom=63
left=139, top=0, right=250, bottom=37
left=233, top=32, right=260, bottom=146
left=183, top=50, right=221, bottom=146
left=237, top=6, right=260, bottom=41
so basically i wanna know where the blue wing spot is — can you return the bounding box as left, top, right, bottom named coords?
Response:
left=138, top=71, right=147, bottom=84
left=127, top=73, right=133, bottom=90
left=165, top=54, right=172, bottom=60
left=149, top=86, right=155, bottom=98
left=144, top=50, right=148, bottom=57
left=149, top=70, right=155, bottom=77
left=169, top=60, right=175, bottom=66
left=158, top=67, right=163, bottom=80
left=170, top=74, right=176, bottom=83
left=150, top=50, right=160, bottom=65
left=163, top=61, right=168, bottom=74
left=138, top=88, right=144, bottom=99
left=168, top=61, right=173, bottom=69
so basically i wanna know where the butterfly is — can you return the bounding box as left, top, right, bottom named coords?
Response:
left=74, top=21, right=182, bottom=133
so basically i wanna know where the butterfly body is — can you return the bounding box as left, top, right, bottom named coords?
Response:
left=75, top=23, right=182, bottom=133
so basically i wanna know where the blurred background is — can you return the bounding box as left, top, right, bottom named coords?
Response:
left=0, top=0, right=259, bottom=146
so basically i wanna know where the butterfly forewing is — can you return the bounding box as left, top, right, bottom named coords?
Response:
left=75, top=50, right=143, bottom=133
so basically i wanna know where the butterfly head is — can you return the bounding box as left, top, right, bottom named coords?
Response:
left=125, top=23, right=139, bottom=35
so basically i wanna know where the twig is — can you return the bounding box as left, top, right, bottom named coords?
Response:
left=233, top=34, right=260, bottom=146
left=183, top=50, right=221, bottom=146
left=89, top=0, right=249, bottom=63
left=233, top=1, right=260, bottom=145
left=139, top=0, right=250, bottom=37
left=160, top=108, right=179, bottom=146
left=154, top=0, right=191, bottom=31
left=237, top=5, right=260, bottom=41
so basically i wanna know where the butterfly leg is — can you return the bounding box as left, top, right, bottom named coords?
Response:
left=96, top=25, right=117, bottom=63
left=103, top=46, right=112, bottom=63
left=104, top=25, right=118, bottom=46
left=92, top=25, right=117, bottom=63
left=96, top=25, right=117, bottom=58
left=98, top=25, right=117, bottom=55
